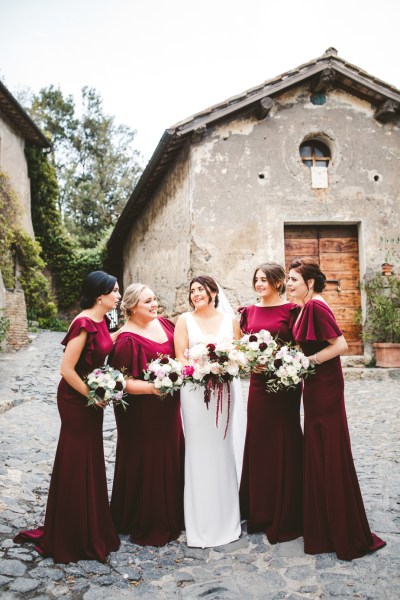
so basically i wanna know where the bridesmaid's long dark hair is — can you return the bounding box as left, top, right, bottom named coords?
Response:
left=80, top=271, right=117, bottom=309
left=253, top=262, right=286, bottom=295
left=289, top=258, right=326, bottom=292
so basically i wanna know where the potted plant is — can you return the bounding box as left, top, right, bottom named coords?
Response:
left=361, top=270, right=400, bottom=367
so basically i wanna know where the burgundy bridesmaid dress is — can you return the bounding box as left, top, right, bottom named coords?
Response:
left=109, top=317, right=185, bottom=546
left=14, top=316, right=120, bottom=563
left=293, top=299, right=386, bottom=560
left=239, top=304, right=303, bottom=544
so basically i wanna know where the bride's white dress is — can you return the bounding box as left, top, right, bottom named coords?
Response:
left=180, top=311, right=241, bottom=548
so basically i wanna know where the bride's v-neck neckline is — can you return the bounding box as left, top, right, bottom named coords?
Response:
left=188, top=312, right=226, bottom=338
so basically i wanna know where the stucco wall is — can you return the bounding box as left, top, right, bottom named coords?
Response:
left=189, top=86, right=400, bottom=308
left=122, top=146, right=192, bottom=317
left=0, top=115, right=34, bottom=237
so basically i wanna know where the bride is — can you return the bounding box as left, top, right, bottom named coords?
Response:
left=174, top=275, right=244, bottom=548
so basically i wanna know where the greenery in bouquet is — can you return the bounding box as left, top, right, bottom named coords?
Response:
left=184, top=339, right=247, bottom=438
left=86, top=365, right=128, bottom=410
left=235, top=329, right=278, bottom=373
left=143, top=354, right=184, bottom=396
left=185, top=339, right=247, bottom=389
left=265, top=344, right=315, bottom=393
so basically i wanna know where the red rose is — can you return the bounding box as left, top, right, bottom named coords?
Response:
left=159, top=357, right=170, bottom=365
left=259, top=342, right=267, bottom=351
left=207, top=343, right=216, bottom=352
left=96, top=386, right=106, bottom=399
left=249, top=335, right=258, bottom=342
left=169, top=372, right=179, bottom=382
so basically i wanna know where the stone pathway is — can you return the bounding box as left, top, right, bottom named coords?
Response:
left=0, top=332, right=399, bottom=599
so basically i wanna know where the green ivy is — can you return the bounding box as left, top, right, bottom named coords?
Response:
left=0, top=311, right=9, bottom=346
left=26, top=146, right=106, bottom=309
left=0, top=172, right=17, bottom=288
left=0, top=171, right=55, bottom=319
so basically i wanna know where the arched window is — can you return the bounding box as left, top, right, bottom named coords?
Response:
left=299, top=140, right=331, bottom=168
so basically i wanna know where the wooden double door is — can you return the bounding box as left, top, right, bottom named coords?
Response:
left=284, top=225, right=362, bottom=355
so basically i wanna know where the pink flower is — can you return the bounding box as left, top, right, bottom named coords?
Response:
left=183, top=365, right=195, bottom=377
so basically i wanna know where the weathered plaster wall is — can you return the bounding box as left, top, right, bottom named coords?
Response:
left=189, top=86, right=400, bottom=308
left=0, top=115, right=34, bottom=237
left=122, top=147, right=192, bottom=317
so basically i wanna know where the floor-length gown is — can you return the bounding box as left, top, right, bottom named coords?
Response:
left=239, top=304, right=303, bottom=543
left=293, top=299, right=386, bottom=560
left=14, top=316, right=120, bottom=563
left=180, top=312, right=241, bottom=548
left=109, top=317, right=185, bottom=546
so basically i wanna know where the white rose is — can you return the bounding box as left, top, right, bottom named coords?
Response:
left=292, top=375, right=300, bottom=384
left=176, top=377, right=183, bottom=386
left=226, top=362, right=239, bottom=376
left=301, top=356, right=310, bottom=368
left=210, top=363, right=222, bottom=375
left=161, top=377, right=173, bottom=388
left=248, top=342, right=259, bottom=351
left=286, top=366, right=297, bottom=377
left=107, top=379, right=116, bottom=389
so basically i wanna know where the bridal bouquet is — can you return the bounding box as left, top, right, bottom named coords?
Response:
left=265, top=344, right=315, bottom=393
left=183, top=339, right=247, bottom=438
left=86, top=365, right=128, bottom=410
left=235, top=329, right=278, bottom=373
left=143, top=354, right=184, bottom=396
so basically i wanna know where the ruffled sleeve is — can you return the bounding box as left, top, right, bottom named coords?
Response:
left=295, top=300, right=342, bottom=342
left=237, top=306, right=248, bottom=332
left=109, top=334, right=149, bottom=378
left=61, top=316, right=101, bottom=367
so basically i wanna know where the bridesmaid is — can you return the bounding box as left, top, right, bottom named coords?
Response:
left=287, top=257, right=386, bottom=560
left=109, top=283, right=184, bottom=546
left=239, top=263, right=303, bottom=543
left=14, top=271, right=121, bottom=563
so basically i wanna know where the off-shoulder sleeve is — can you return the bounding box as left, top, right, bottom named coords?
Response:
left=295, top=300, right=342, bottom=342
left=237, top=306, right=248, bottom=332
left=109, top=334, right=149, bottom=378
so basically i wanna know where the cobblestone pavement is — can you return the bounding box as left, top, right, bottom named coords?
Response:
left=0, top=332, right=399, bottom=599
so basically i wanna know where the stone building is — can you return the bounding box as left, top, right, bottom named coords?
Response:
left=108, top=49, right=400, bottom=355
left=0, top=80, right=50, bottom=350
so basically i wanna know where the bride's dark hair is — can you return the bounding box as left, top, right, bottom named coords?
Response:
left=189, top=276, right=219, bottom=309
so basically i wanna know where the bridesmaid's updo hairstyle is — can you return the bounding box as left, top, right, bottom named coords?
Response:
left=120, top=283, right=148, bottom=317
left=253, top=262, right=286, bottom=295
left=289, top=257, right=327, bottom=292
left=189, top=276, right=219, bottom=309
left=80, top=271, right=117, bottom=309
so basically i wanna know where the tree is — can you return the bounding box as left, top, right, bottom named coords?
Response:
left=26, top=85, right=142, bottom=247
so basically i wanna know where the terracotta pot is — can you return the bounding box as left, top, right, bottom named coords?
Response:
left=373, top=342, right=400, bottom=367
left=381, top=263, right=394, bottom=276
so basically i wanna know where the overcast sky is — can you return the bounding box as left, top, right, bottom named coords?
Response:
left=1, top=0, right=400, bottom=162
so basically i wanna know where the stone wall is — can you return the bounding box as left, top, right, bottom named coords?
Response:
left=4, top=288, right=29, bottom=351
left=0, top=115, right=34, bottom=237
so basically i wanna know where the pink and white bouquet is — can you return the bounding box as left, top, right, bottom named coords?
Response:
left=265, top=344, right=315, bottom=393
left=183, top=339, right=247, bottom=438
left=86, top=365, right=128, bottom=410
left=143, top=354, right=184, bottom=396
left=235, top=329, right=278, bottom=373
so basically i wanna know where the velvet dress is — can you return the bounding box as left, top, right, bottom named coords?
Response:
left=109, top=317, right=185, bottom=546
left=239, top=304, right=303, bottom=544
left=293, top=299, right=386, bottom=560
left=14, top=316, right=120, bottom=563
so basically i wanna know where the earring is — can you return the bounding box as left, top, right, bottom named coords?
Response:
left=98, top=299, right=102, bottom=304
